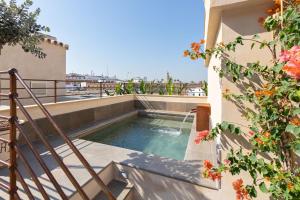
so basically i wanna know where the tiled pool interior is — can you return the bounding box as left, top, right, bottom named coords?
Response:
left=83, top=114, right=193, bottom=160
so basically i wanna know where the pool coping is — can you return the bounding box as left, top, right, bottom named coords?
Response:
left=70, top=109, right=218, bottom=189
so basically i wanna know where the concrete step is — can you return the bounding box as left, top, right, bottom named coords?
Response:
left=69, top=160, right=135, bottom=200
left=93, top=180, right=134, bottom=200
left=0, top=138, right=136, bottom=200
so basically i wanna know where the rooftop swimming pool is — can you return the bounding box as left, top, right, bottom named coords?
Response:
left=83, top=114, right=193, bottom=160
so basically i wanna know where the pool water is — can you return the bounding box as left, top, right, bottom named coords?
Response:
left=83, top=115, right=193, bottom=160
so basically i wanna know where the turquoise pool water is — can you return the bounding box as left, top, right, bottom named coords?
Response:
left=83, top=115, right=193, bottom=160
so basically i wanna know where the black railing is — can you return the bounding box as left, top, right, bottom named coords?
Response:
left=0, top=77, right=203, bottom=105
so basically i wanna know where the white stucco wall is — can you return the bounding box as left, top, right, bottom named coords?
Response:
left=207, top=24, right=222, bottom=127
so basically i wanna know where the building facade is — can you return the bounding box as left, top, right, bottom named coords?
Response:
left=204, top=0, right=273, bottom=199
left=0, top=36, right=68, bottom=105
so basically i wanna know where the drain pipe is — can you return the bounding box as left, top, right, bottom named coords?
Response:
left=216, top=139, right=222, bottom=189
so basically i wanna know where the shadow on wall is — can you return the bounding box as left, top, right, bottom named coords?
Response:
left=223, top=2, right=273, bottom=36
left=119, top=152, right=215, bottom=200
left=220, top=61, right=274, bottom=161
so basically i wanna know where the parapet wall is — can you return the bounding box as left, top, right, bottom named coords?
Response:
left=0, top=95, right=207, bottom=145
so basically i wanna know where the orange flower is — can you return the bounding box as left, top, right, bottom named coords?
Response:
left=291, top=117, right=300, bottom=126
left=264, top=132, right=271, bottom=138
left=232, top=179, right=243, bottom=191
left=209, top=171, right=222, bottom=181
left=191, top=42, right=201, bottom=52
left=204, top=160, right=213, bottom=170
left=232, top=179, right=251, bottom=200
left=255, top=89, right=274, bottom=97
left=183, top=50, right=189, bottom=57
left=282, top=64, right=300, bottom=80
left=200, top=39, right=205, bottom=44
left=287, top=182, right=294, bottom=190
left=255, top=137, right=264, bottom=145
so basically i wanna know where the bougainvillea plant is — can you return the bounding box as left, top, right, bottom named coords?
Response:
left=185, top=1, right=300, bottom=200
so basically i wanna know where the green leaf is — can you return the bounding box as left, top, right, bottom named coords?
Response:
left=220, top=122, right=229, bottom=131
left=293, top=108, right=300, bottom=116
left=234, top=127, right=241, bottom=134
left=228, top=124, right=235, bottom=132
left=246, top=185, right=257, bottom=198
left=292, top=141, right=300, bottom=156
left=286, top=124, right=300, bottom=137
left=259, top=182, right=268, bottom=193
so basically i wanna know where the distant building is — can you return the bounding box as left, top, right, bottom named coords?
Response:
left=187, top=87, right=206, bottom=97
left=132, top=76, right=147, bottom=83
left=66, top=73, right=122, bottom=83
left=66, top=73, right=85, bottom=80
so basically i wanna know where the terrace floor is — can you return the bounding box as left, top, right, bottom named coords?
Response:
left=0, top=110, right=217, bottom=199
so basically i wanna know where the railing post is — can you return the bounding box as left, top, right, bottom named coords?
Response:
left=54, top=80, right=57, bottom=103
left=99, top=82, right=102, bottom=98
left=8, top=68, right=17, bottom=200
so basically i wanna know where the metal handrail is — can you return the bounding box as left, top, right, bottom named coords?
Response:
left=0, top=68, right=117, bottom=199
left=15, top=122, right=68, bottom=200
left=0, top=181, right=9, bottom=190
left=15, top=168, right=35, bottom=200
left=16, top=146, right=52, bottom=200
left=14, top=70, right=116, bottom=200
left=14, top=98, right=89, bottom=200
left=8, top=68, right=17, bottom=200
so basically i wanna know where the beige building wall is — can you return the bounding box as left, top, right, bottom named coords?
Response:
left=207, top=23, right=222, bottom=127
left=0, top=38, right=68, bottom=105
left=204, top=0, right=274, bottom=199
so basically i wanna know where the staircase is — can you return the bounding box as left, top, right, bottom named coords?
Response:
left=0, top=68, right=134, bottom=200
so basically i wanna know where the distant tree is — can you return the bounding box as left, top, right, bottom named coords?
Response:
left=139, top=80, right=146, bottom=94
left=166, top=77, right=174, bottom=95
left=200, top=80, right=208, bottom=96
left=176, top=82, right=188, bottom=95
left=145, top=81, right=155, bottom=94
left=124, top=79, right=134, bottom=94
left=0, top=0, right=49, bottom=58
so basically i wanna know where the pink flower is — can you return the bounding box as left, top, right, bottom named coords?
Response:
left=279, top=50, right=291, bottom=62
left=195, top=130, right=209, bottom=144
left=224, top=159, right=231, bottom=165
left=280, top=46, right=300, bottom=80
left=290, top=45, right=300, bottom=54
left=279, top=45, right=300, bottom=62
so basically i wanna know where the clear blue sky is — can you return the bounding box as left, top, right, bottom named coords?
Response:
left=33, top=0, right=207, bottom=82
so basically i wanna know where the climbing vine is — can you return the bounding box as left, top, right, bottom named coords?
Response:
left=185, top=1, right=300, bottom=200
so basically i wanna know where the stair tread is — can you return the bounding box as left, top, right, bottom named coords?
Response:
left=93, top=180, right=133, bottom=200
